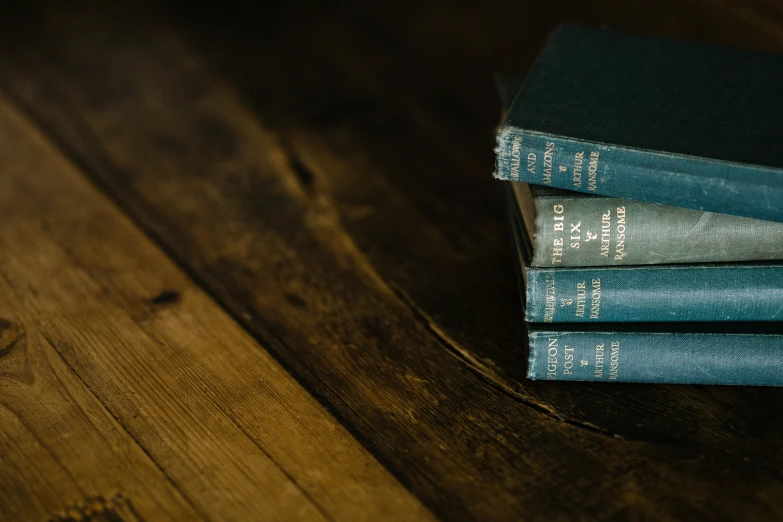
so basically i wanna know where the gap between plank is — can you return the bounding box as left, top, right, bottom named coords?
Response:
left=35, top=330, right=211, bottom=522
left=0, top=84, right=442, bottom=516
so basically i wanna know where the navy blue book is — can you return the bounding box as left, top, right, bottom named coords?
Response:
left=494, top=26, right=783, bottom=223
left=505, top=187, right=783, bottom=386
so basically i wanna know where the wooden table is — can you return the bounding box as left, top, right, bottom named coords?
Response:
left=1, top=2, right=783, bottom=520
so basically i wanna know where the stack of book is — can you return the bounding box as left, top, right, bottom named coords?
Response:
left=493, top=26, right=783, bottom=386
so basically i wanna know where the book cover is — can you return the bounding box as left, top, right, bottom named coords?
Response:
left=496, top=73, right=783, bottom=267
left=506, top=184, right=783, bottom=322
left=527, top=184, right=783, bottom=267
left=494, top=26, right=783, bottom=222
left=527, top=324, right=783, bottom=386
left=505, top=187, right=783, bottom=386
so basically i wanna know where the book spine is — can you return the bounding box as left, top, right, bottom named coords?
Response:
left=532, top=196, right=783, bottom=267
left=494, top=128, right=783, bottom=222
left=528, top=330, right=783, bottom=386
left=525, top=264, right=783, bottom=322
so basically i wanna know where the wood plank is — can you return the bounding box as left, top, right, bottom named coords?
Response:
left=0, top=94, right=433, bottom=520
left=4, top=2, right=783, bottom=519
left=0, top=318, right=198, bottom=522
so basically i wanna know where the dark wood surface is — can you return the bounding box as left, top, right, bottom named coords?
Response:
left=0, top=92, right=431, bottom=521
left=2, top=1, right=783, bottom=520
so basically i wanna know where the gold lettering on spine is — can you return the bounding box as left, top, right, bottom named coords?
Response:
left=552, top=238, right=564, bottom=265
left=575, top=281, right=586, bottom=317
left=615, top=206, right=627, bottom=260
left=594, top=343, right=605, bottom=379
left=552, top=204, right=564, bottom=265
left=563, top=345, right=574, bottom=375
left=590, top=278, right=601, bottom=319
left=542, top=141, right=555, bottom=185
left=587, top=151, right=600, bottom=191
left=544, top=273, right=557, bottom=322
left=572, top=151, right=584, bottom=188
left=600, top=211, right=611, bottom=258
left=608, top=341, right=620, bottom=380
left=527, top=153, right=537, bottom=175
left=510, top=136, right=523, bottom=180
left=569, top=221, right=581, bottom=250
left=546, top=336, right=559, bottom=380
left=553, top=204, right=564, bottom=231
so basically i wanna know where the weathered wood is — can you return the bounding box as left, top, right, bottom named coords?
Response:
left=180, top=0, right=783, bottom=470
left=247, top=0, right=783, bottom=466
left=4, top=2, right=783, bottom=520
left=0, top=95, right=432, bottom=521
left=0, top=317, right=198, bottom=522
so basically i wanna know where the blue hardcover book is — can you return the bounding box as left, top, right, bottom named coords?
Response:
left=495, top=74, right=783, bottom=268
left=507, top=185, right=783, bottom=322
left=505, top=189, right=783, bottom=386
left=526, top=324, right=783, bottom=386
left=494, top=26, right=783, bottom=223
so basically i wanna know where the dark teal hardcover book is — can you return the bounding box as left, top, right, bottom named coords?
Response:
left=527, top=325, right=783, bottom=385
left=494, top=26, right=783, bottom=223
left=505, top=189, right=783, bottom=386
left=495, top=74, right=783, bottom=267
left=525, top=263, right=783, bottom=322
left=506, top=184, right=783, bottom=322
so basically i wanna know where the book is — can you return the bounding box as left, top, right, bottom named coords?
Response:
left=493, top=73, right=783, bottom=267
left=505, top=187, right=783, bottom=386
left=527, top=325, right=783, bottom=385
left=527, top=184, right=783, bottom=266
left=494, top=26, right=783, bottom=223
left=495, top=73, right=783, bottom=322
left=507, top=185, right=783, bottom=322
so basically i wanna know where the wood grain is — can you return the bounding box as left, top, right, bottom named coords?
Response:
left=4, top=1, right=783, bottom=520
left=0, top=317, right=198, bottom=522
left=0, top=94, right=432, bottom=521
